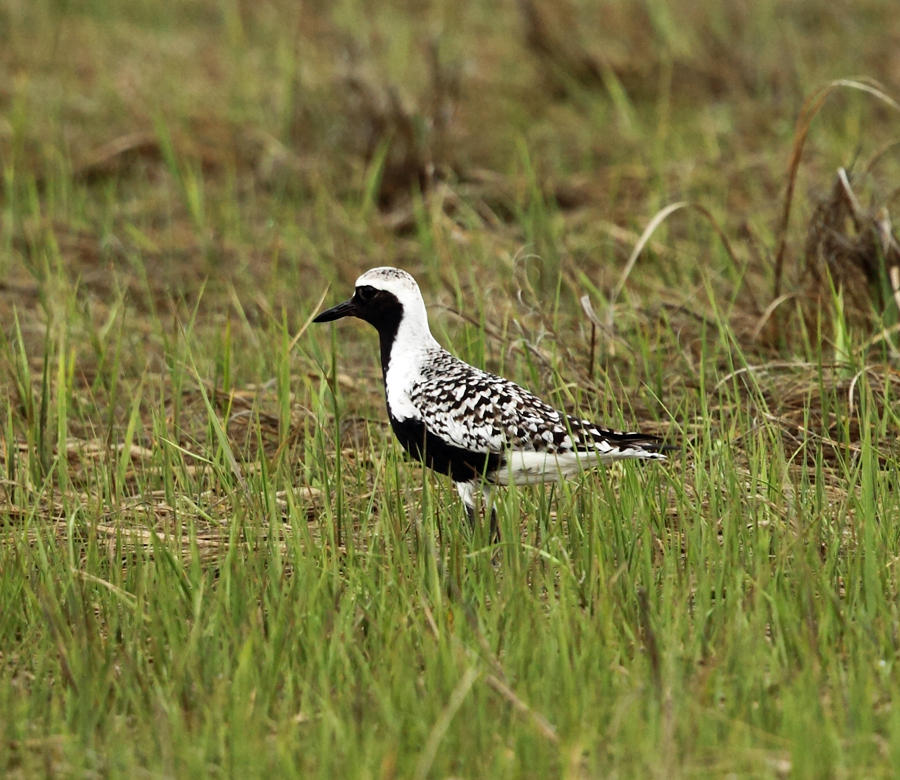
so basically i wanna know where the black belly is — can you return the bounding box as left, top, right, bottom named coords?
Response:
left=389, top=415, right=503, bottom=483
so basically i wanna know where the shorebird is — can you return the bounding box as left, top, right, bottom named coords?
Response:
left=314, top=267, right=668, bottom=536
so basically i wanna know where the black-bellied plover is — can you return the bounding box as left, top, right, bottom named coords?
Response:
left=314, top=267, right=668, bottom=536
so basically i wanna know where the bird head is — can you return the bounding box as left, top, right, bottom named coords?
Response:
left=313, top=267, right=427, bottom=334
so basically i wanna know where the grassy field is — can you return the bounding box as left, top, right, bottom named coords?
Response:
left=3, top=0, right=900, bottom=776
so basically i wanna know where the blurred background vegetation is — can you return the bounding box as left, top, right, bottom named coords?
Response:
left=3, top=0, right=898, bottom=308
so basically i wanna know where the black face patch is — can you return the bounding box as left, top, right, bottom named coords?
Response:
left=352, top=286, right=402, bottom=330
left=355, top=285, right=378, bottom=304
left=349, top=287, right=405, bottom=375
left=315, top=283, right=408, bottom=376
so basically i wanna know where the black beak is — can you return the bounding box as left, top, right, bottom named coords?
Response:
left=313, top=297, right=358, bottom=323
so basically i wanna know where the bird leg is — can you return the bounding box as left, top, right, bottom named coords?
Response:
left=456, top=481, right=478, bottom=527
left=482, top=484, right=499, bottom=543
left=455, top=481, right=500, bottom=542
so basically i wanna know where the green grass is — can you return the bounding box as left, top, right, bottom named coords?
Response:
left=3, top=0, right=900, bottom=776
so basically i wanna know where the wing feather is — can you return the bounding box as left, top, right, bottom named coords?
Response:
left=408, top=351, right=663, bottom=457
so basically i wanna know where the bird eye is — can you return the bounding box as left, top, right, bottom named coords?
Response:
left=356, top=285, right=377, bottom=303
